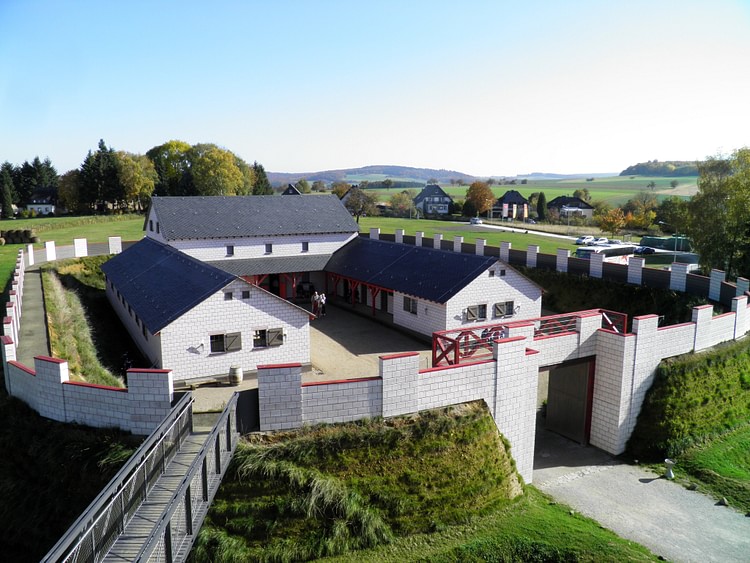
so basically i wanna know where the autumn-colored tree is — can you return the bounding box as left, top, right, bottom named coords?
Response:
left=115, top=152, right=157, bottom=210
left=331, top=181, right=351, bottom=198
left=465, top=181, right=494, bottom=216
left=389, top=190, right=416, bottom=217
left=597, top=208, right=626, bottom=236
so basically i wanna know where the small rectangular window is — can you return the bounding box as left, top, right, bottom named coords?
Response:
left=224, top=292, right=233, bottom=301
left=210, top=332, right=242, bottom=353
left=142, top=324, right=147, bottom=338
left=500, top=269, right=506, bottom=277
left=302, top=241, right=309, bottom=252
left=253, top=328, right=283, bottom=348
left=265, top=243, right=273, bottom=254
left=226, top=244, right=234, bottom=256
left=477, top=304, right=487, bottom=320
left=489, top=270, right=495, bottom=277
left=149, top=219, right=154, bottom=231
left=242, top=290, right=250, bottom=299
left=493, top=301, right=515, bottom=318
left=156, top=222, right=160, bottom=234
left=403, top=296, right=417, bottom=315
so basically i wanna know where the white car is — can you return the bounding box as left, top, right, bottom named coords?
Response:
left=593, top=237, right=609, bottom=245
left=470, top=217, right=483, bottom=225
left=575, top=235, right=594, bottom=245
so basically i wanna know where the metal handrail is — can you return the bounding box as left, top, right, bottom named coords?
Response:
left=135, top=392, right=240, bottom=562
left=41, top=392, right=194, bottom=563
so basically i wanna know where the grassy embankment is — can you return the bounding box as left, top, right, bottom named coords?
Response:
left=628, top=337, right=750, bottom=513
left=193, top=402, right=658, bottom=562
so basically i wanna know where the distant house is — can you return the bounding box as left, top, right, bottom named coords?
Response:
left=413, top=184, right=453, bottom=215
left=547, top=196, right=594, bottom=220
left=493, top=190, right=528, bottom=220
left=338, top=186, right=360, bottom=207
left=101, top=237, right=312, bottom=384
left=26, top=187, right=58, bottom=215
left=281, top=184, right=302, bottom=195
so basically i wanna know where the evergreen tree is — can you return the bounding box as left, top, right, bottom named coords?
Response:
left=1, top=168, right=15, bottom=218
left=251, top=161, right=273, bottom=195
left=537, top=192, right=547, bottom=221
left=79, top=140, right=121, bottom=212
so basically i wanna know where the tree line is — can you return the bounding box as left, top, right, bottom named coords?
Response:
left=1, top=139, right=273, bottom=216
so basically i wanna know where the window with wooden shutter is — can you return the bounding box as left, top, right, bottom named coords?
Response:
left=225, top=332, right=242, bottom=352
left=466, top=305, right=478, bottom=321
left=267, top=328, right=284, bottom=346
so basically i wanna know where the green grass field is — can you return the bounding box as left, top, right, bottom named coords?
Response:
left=365, top=175, right=697, bottom=207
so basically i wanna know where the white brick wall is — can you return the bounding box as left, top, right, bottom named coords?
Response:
left=392, top=293, right=447, bottom=337
left=445, top=263, right=542, bottom=333
left=302, top=378, right=382, bottom=424
left=160, top=280, right=310, bottom=383
left=167, top=232, right=357, bottom=262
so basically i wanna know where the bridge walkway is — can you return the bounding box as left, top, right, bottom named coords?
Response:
left=102, top=430, right=210, bottom=562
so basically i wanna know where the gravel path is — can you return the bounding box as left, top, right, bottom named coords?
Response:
left=534, top=427, right=750, bottom=562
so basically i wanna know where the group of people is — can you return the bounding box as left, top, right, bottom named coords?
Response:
left=311, top=291, right=327, bottom=317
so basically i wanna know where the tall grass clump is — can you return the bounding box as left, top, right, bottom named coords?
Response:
left=41, top=268, right=123, bottom=387
left=193, top=402, right=523, bottom=562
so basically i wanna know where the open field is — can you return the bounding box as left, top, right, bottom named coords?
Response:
left=365, top=175, right=698, bottom=207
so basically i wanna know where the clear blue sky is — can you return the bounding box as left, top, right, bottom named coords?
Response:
left=1, top=0, right=749, bottom=176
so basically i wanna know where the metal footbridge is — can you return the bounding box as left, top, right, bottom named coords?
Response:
left=42, top=392, right=240, bottom=563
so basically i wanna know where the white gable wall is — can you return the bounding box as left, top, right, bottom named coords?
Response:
left=445, top=263, right=542, bottom=331
left=159, top=279, right=310, bottom=383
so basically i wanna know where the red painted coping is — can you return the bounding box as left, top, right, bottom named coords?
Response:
left=257, top=363, right=302, bottom=370
left=694, top=304, right=714, bottom=311
left=597, top=328, right=635, bottom=337
left=495, top=335, right=526, bottom=344
left=577, top=310, right=604, bottom=318
left=713, top=311, right=735, bottom=319
left=302, top=376, right=381, bottom=387
left=658, top=322, right=694, bottom=331
left=379, top=351, right=420, bottom=361
left=127, top=368, right=171, bottom=374
left=633, top=314, right=660, bottom=321
left=526, top=348, right=540, bottom=355
left=64, top=381, right=128, bottom=392
left=8, top=360, right=35, bottom=375
left=1, top=334, right=13, bottom=344
left=35, top=355, right=66, bottom=364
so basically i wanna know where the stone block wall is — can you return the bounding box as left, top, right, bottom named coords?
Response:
left=302, top=377, right=382, bottom=424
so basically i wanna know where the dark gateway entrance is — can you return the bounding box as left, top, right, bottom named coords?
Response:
left=538, top=357, right=595, bottom=445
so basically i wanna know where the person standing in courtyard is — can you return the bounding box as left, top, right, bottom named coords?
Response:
left=312, top=291, right=320, bottom=316
left=320, top=292, right=327, bottom=316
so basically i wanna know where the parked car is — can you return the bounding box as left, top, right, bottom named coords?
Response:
left=575, top=235, right=594, bottom=245
left=634, top=246, right=656, bottom=255
left=593, top=237, right=609, bottom=245
left=470, top=217, right=483, bottom=225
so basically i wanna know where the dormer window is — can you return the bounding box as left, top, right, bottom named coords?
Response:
left=265, top=243, right=273, bottom=254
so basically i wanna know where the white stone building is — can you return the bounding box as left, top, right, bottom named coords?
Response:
left=101, top=237, right=311, bottom=384
left=324, top=237, right=542, bottom=337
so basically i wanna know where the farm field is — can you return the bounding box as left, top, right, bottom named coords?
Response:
left=364, top=175, right=697, bottom=207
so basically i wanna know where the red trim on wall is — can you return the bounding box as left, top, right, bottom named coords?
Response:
left=526, top=348, right=540, bottom=355
left=658, top=322, right=694, bottom=331
left=694, top=304, right=713, bottom=310
left=126, top=368, right=171, bottom=374
left=257, top=363, right=302, bottom=370
left=1, top=335, right=12, bottom=344
left=379, top=351, right=420, bottom=360
left=419, top=359, right=495, bottom=373
left=3, top=316, right=11, bottom=324
left=597, top=328, right=634, bottom=337
left=496, top=335, right=527, bottom=344
left=302, top=376, right=381, bottom=387
left=64, top=381, right=128, bottom=392
left=713, top=311, right=735, bottom=319
left=633, top=314, right=659, bottom=321
left=8, top=360, right=35, bottom=375
left=35, top=355, right=66, bottom=364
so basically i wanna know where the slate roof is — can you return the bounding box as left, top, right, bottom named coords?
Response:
left=547, top=196, right=594, bottom=210
left=207, top=254, right=333, bottom=276
left=101, top=238, right=235, bottom=334
left=495, top=190, right=528, bottom=205
left=148, top=195, right=358, bottom=241
left=324, top=237, right=498, bottom=304
left=413, top=184, right=453, bottom=204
